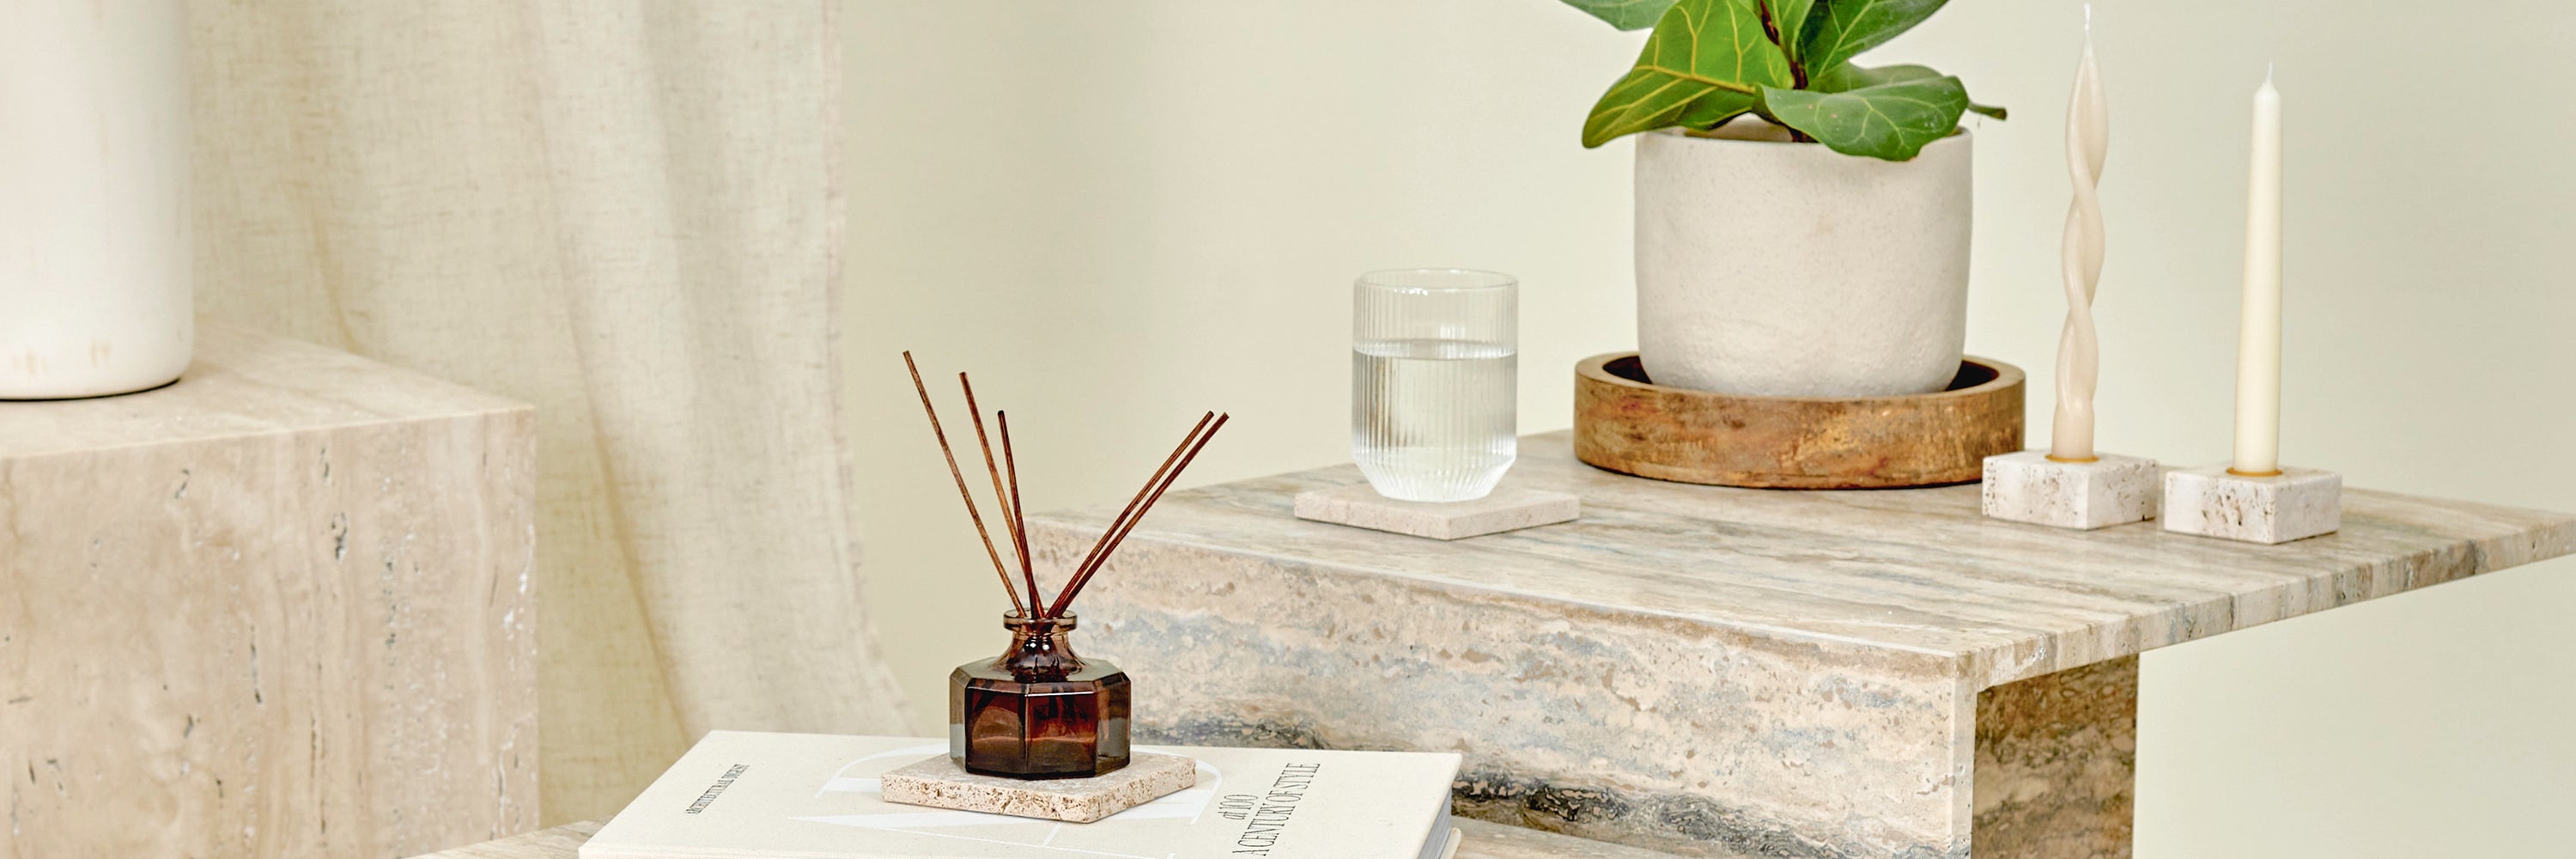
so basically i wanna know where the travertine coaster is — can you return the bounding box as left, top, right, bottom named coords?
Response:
left=1981, top=450, right=2159, bottom=530
left=879, top=752, right=1197, bottom=823
left=2162, top=464, right=2342, bottom=544
left=1293, top=483, right=1579, bottom=540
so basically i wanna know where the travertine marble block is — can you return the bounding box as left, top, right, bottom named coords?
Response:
left=0, top=323, right=538, bottom=858
left=2162, top=464, right=2342, bottom=544
left=1026, top=433, right=2574, bottom=858
left=1294, top=483, right=1581, bottom=540
left=880, top=752, right=1198, bottom=823
left=1982, top=450, right=2159, bottom=530
left=1973, top=655, right=2136, bottom=857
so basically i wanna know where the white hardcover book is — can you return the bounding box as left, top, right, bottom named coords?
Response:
left=581, top=732, right=1463, bottom=859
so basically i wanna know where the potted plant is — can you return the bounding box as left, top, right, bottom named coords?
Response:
left=1566, top=0, right=2002, bottom=397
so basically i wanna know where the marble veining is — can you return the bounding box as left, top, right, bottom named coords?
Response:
left=1973, top=656, right=2136, bottom=858
left=1, top=323, right=538, bottom=858
left=1040, top=433, right=2573, bottom=691
left=1024, top=433, right=2572, bottom=856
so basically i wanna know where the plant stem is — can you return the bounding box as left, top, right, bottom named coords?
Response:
left=1755, top=2, right=1809, bottom=89
left=1753, top=0, right=1814, bottom=143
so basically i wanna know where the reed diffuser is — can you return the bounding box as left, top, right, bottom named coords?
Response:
left=903, top=352, right=1227, bottom=780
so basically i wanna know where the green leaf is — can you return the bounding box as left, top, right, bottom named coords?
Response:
left=1813, top=61, right=2008, bottom=120
left=1674, top=88, right=1757, bottom=130
left=1809, top=61, right=1941, bottom=92
left=1584, top=69, right=1741, bottom=147
left=1558, top=0, right=1680, bottom=30
left=1759, top=75, right=1968, bottom=161
left=1801, top=0, right=1949, bottom=75
left=1582, top=0, right=1794, bottom=148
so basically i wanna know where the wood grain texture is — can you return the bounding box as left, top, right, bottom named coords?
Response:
left=1022, top=434, right=2574, bottom=856
left=405, top=819, right=1685, bottom=859
left=1573, top=353, right=2024, bottom=488
left=1, top=323, right=537, bottom=858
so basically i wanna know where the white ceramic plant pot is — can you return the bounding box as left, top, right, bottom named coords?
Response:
left=1634, top=121, right=1971, bottom=397
left=0, top=0, right=193, bottom=399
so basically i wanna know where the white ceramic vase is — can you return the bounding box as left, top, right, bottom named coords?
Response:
left=1634, top=122, right=1971, bottom=397
left=0, top=0, right=193, bottom=399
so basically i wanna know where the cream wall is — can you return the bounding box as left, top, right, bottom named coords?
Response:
left=844, top=2, right=2576, bottom=856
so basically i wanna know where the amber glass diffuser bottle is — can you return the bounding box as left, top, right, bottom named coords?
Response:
left=902, top=351, right=1224, bottom=782
left=951, top=611, right=1131, bottom=778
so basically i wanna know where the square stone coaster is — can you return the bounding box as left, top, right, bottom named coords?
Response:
left=879, top=752, right=1198, bottom=823
left=2163, top=464, right=2342, bottom=544
left=1981, top=450, right=2160, bottom=530
left=1293, top=483, right=1580, bottom=540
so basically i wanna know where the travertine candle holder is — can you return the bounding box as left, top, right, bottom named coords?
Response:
left=2162, top=464, right=2341, bottom=544
left=1981, top=450, right=2158, bottom=530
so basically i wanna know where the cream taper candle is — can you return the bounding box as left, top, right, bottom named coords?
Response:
left=2050, top=6, right=2109, bottom=462
left=2232, top=66, right=2282, bottom=475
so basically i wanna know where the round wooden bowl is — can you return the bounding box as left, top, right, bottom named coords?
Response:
left=1573, top=352, right=2024, bottom=489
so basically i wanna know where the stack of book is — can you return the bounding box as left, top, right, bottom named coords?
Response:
left=583, top=732, right=1463, bottom=859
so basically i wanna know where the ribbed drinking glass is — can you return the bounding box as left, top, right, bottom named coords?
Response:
left=1351, top=269, right=1518, bottom=502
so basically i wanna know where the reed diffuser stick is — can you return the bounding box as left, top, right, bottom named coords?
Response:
left=996, top=411, right=1044, bottom=618
left=1082, top=417, right=1224, bottom=577
left=957, top=374, right=1036, bottom=612
left=1064, top=411, right=1212, bottom=594
left=1048, top=413, right=1229, bottom=618
left=902, top=352, right=1027, bottom=613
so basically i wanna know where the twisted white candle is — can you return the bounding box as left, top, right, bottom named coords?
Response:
left=2050, top=7, right=2109, bottom=462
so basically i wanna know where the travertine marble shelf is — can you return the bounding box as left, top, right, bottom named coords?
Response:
left=1, top=322, right=538, bottom=858
left=1024, top=432, right=2575, bottom=859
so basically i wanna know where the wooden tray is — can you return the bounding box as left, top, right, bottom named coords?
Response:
left=1573, top=352, right=2023, bottom=489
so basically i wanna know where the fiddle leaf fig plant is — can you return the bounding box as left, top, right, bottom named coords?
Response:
left=1566, top=0, right=2004, bottom=161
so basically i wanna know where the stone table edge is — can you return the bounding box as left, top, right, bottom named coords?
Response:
left=1030, top=485, right=2576, bottom=693
left=0, top=320, right=537, bottom=460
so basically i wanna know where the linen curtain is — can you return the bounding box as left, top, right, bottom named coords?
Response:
left=188, top=0, right=910, bottom=824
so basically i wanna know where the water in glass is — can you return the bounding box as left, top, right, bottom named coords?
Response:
left=1352, top=337, right=1517, bottom=502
